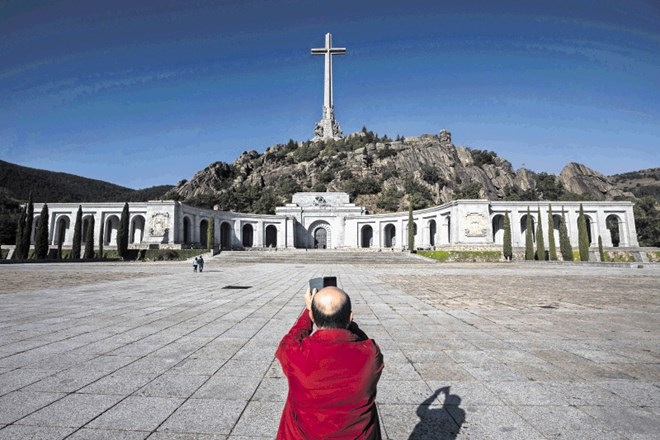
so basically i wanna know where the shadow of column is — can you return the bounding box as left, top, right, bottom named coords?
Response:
left=408, top=386, right=465, bottom=440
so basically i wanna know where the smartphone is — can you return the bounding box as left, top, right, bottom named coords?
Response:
left=309, top=276, right=337, bottom=291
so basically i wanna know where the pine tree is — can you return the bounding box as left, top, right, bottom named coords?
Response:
left=98, top=219, right=104, bottom=258
left=34, top=204, right=50, bottom=259
left=207, top=217, right=215, bottom=250
left=19, top=194, right=34, bottom=259
left=14, top=206, right=26, bottom=259
left=535, top=207, right=546, bottom=260
left=525, top=207, right=534, bottom=260
left=598, top=235, right=606, bottom=262
left=117, top=203, right=129, bottom=259
left=559, top=209, right=573, bottom=261
left=71, top=206, right=83, bottom=259
left=84, top=216, right=95, bottom=259
left=503, top=211, right=512, bottom=261
left=547, top=204, right=557, bottom=261
left=578, top=203, right=589, bottom=261
left=407, top=202, right=415, bottom=252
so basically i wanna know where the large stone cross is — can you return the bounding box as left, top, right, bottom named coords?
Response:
left=311, top=33, right=346, bottom=140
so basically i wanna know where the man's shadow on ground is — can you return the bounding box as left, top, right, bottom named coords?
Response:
left=409, top=386, right=465, bottom=440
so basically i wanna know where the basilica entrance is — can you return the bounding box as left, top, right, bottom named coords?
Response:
left=314, top=228, right=327, bottom=249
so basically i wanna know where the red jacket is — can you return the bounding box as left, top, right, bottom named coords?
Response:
left=276, top=310, right=384, bottom=439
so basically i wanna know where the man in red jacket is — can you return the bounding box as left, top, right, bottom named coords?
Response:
left=276, top=285, right=384, bottom=439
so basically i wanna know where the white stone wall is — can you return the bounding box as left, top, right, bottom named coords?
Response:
left=29, top=196, right=639, bottom=251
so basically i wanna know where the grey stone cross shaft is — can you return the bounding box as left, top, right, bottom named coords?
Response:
left=311, top=33, right=346, bottom=137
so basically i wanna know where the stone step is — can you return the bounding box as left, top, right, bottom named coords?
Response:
left=209, top=249, right=433, bottom=265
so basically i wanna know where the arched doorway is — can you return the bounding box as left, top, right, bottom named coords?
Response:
left=82, top=215, right=94, bottom=241
left=55, top=216, right=70, bottom=246
left=221, top=222, right=232, bottom=249
left=584, top=216, right=593, bottom=245
left=130, top=215, right=145, bottom=244
left=31, top=215, right=40, bottom=242
left=361, top=225, right=373, bottom=248
left=183, top=217, right=191, bottom=245
left=428, top=219, right=436, bottom=246
left=606, top=215, right=621, bottom=247
left=243, top=224, right=254, bottom=248
left=384, top=224, right=396, bottom=247
left=552, top=214, right=561, bottom=247
left=265, top=225, right=277, bottom=248
left=406, top=222, right=417, bottom=249
left=104, top=215, right=119, bottom=245
left=520, top=214, right=536, bottom=242
left=200, top=219, right=208, bottom=248
left=314, top=228, right=327, bottom=249
left=492, top=215, right=504, bottom=244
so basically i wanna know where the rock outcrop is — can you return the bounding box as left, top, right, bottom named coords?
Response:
left=167, top=130, right=632, bottom=212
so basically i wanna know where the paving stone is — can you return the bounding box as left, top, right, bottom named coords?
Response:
left=0, top=391, right=66, bottom=424
left=77, top=372, right=157, bottom=395
left=157, top=399, right=245, bottom=435
left=230, top=401, right=284, bottom=437
left=135, top=374, right=208, bottom=398
left=192, top=374, right=261, bottom=400
left=378, top=404, right=461, bottom=440
left=66, top=428, right=149, bottom=439
left=86, top=396, right=183, bottom=431
left=18, top=393, right=123, bottom=428
left=0, top=425, right=75, bottom=439
left=514, top=405, right=627, bottom=440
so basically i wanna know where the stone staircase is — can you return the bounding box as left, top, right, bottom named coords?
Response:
left=208, top=249, right=434, bottom=265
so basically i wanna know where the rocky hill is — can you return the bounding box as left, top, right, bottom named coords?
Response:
left=166, top=129, right=632, bottom=214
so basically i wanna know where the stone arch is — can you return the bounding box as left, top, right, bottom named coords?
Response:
left=182, top=216, right=192, bottom=245
left=104, top=215, right=120, bottom=245
left=243, top=224, right=254, bottom=248
left=520, top=214, right=536, bottom=242
left=31, top=215, right=41, bottom=242
left=309, top=220, right=331, bottom=249
left=384, top=223, right=396, bottom=248
left=428, top=219, right=436, bottom=246
left=360, top=225, right=373, bottom=248
left=82, top=215, right=94, bottom=241
left=265, top=225, right=278, bottom=248
left=221, top=221, right=232, bottom=249
left=199, top=219, right=209, bottom=248
left=551, top=214, right=561, bottom=247
left=606, top=214, right=621, bottom=247
left=54, top=216, right=70, bottom=246
left=405, top=222, right=418, bottom=249
left=441, top=216, right=451, bottom=245
left=130, top=215, right=145, bottom=244
left=492, top=214, right=505, bottom=244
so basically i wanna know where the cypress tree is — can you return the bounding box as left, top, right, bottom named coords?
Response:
left=535, top=207, right=546, bottom=260
left=547, top=205, right=558, bottom=261
left=117, top=203, right=129, bottom=259
left=19, top=194, right=34, bottom=259
left=559, top=209, right=573, bottom=261
left=598, top=235, right=606, bottom=262
left=84, top=216, right=95, bottom=259
left=14, top=206, right=26, bottom=259
left=34, top=204, right=50, bottom=259
left=407, top=202, right=415, bottom=252
left=71, top=206, right=83, bottom=259
left=207, top=217, right=215, bottom=250
left=578, top=203, right=589, bottom=261
left=98, top=219, right=104, bottom=258
left=503, top=211, right=512, bottom=261
left=524, top=207, right=534, bottom=260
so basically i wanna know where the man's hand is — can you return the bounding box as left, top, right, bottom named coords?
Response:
left=305, top=287, right=318, bottom=311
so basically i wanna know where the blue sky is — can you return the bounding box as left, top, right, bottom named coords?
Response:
left=1, top=0, right=658, bottom=189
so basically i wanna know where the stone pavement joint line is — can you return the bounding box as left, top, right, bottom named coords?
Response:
left=0, top=260, right=658, bottom=439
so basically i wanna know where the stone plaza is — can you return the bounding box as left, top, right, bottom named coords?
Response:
left=0, top=253, right=658, bottom=439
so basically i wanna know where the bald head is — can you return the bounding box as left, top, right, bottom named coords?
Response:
left=311, top=287, right=352, bottom=329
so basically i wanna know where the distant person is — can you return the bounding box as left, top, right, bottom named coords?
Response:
left=276, top=285, right=384, bottom=439
left=193, top=257, right=198, bottom=272
left=198, top=256, right=204, bottom=272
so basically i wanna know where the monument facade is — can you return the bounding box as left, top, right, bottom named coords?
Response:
left=25, top=193, right=639, bottom=254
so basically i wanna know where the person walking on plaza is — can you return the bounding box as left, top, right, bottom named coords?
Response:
left=275, top=285, right=384, bottom=439
left=192, top=257, right=198, bottom=272
left=198, top=256, right=204, bottom=272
